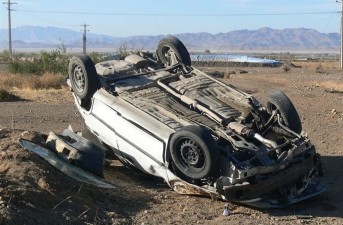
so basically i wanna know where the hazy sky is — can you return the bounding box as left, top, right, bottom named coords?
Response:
left=0, top=0, right=340, bottom=37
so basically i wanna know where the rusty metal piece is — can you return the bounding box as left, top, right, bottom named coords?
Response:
left=227, top=122, right=250, bottom=134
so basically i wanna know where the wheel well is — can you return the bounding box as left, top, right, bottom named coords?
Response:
left=80, top=98, right=93, bottom=111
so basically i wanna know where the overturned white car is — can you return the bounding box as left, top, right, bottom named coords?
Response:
left=67, top=35, right=325, bottom=208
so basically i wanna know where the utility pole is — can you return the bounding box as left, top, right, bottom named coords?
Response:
left=341, top=1, right=343, bottom=69
left=2, top=0, right=17, bottom=59
left=81, top=24, right=89, bottom=54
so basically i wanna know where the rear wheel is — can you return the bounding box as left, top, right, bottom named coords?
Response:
left=68, top=55, right=100, bottom=101
left=157, top=35, right=191, bottom=66
left=169, top=125, right=218, bottom=180
left=267, top=90, right=302, bottom=133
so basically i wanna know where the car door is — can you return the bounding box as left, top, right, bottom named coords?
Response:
left=89, top=89, right=169, bottom=176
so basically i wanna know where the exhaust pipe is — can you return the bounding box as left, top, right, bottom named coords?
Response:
left=228, top=122, right=278, bottom=149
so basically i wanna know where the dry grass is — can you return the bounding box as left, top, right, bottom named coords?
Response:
left=9, top=88, right=72, bottom=102
left=0, top=72, right=65, bottom=90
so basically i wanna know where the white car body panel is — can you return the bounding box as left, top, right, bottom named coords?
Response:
left=74, top=89, right=175, bottom=179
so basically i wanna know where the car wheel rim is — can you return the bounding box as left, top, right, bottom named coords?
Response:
left=179, top=140, right=205, bottom=169
left=161, top=46, right=174, bottom=66
left=72, top=64, right=86, bottom=93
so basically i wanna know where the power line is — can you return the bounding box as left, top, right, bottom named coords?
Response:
left=19, top=12, right=80, bottom=28
left=14, top=9, right=339, bottom=17
left=322, top=8, right=338, bottom=33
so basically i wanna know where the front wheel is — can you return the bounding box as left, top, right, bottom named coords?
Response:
left=267, top=90, right=302, bottom=133
left=169, top=125, right=218, bottom=180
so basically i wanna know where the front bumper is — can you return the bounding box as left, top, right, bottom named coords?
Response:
left=219, top=152, right=326, bottom=208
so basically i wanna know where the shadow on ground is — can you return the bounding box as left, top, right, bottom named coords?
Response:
left=0, top=89, right=26, bottom=102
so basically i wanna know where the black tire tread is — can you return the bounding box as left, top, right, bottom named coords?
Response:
left=169, top=125, right=218, bottom=180
left=267, top=90, right=302, bottom=133
left=157, top=35, right=191, bottom=66
left=68, top=55, right=99, bottom=100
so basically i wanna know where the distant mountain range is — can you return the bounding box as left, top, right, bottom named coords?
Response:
left=0, top=26, right=339, bottom=52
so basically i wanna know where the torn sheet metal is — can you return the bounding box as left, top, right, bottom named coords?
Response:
left=19, top=139, right=115, bottom=189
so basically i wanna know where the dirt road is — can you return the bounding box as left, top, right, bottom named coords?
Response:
left=1, top=65, right=343, bottom=224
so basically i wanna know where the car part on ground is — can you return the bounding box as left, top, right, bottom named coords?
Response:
left=46, top=127, right=105, bottom=177
left=19, top=138, right=115, bottom=189
left=66, top=35, right=326, bottom=208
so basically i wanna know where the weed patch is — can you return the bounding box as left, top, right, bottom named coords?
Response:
left=0, top=72, right=65, bottom=90
left=9, top=50, right=68, bottom=75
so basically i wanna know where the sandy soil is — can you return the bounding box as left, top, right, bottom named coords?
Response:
left=1, top=64, right=343, bottom=225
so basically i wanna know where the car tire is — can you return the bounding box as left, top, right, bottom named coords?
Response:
left=267, top=90, right=302, bottom=133
left=68, top=55, right=100, bottom=100
left=157, top=35, right=191, bottom=66
left=169, top=125, right=218, bottom=180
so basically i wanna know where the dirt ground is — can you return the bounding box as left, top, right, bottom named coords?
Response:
left=1, top=62, right=343, bottom=224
